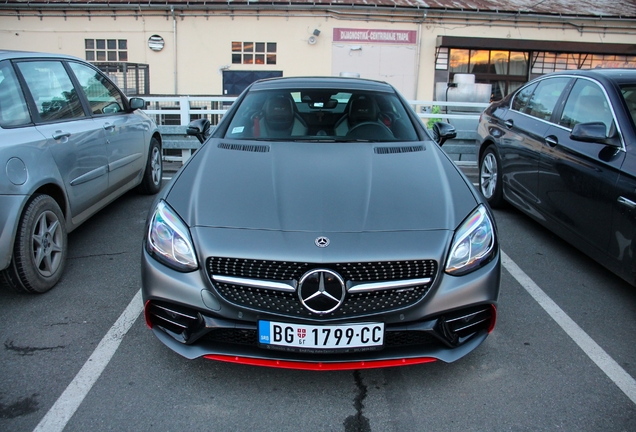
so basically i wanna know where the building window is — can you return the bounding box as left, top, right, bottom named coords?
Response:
left=531, top=52, right=636, bottom=74
left=442, top=48, right=529, bottom=100
left=232, top=41, right=276, bottom=65
left=435, top=47, right=449, bottom=70
left=446, top=49, right=528, bottom=76
left=85, top=39, right=128, bottom=62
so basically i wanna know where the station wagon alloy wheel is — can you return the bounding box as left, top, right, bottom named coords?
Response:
left=5, top=194, right=68, bottom=294
left=31, top=208, right=64, bottom=278
left=150, top=145, right=162, bottom=186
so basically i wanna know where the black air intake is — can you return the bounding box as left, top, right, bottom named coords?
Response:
left=218, top=143, right=270, bottom=153
left=374, top=145, right=424, bottom=154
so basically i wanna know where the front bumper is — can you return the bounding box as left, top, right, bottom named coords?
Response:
left=141, top=245, right=500, bottom=369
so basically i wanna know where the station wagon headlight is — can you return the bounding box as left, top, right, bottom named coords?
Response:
left=146, top=200, right=198, bottom=271
left=446, top=205, right=496, bottom=276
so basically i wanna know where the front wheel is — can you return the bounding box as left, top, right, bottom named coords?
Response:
left=1, top=194, right=68, bottom=294
left=137, top=137, right=162, bottom=195
left=479, top=145, right=505, bottom=208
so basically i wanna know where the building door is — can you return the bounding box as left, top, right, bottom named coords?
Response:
left=331, top=44, right=417, bottom=99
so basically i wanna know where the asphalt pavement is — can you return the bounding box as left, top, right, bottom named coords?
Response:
left=2, top=166, right=636, bottom=431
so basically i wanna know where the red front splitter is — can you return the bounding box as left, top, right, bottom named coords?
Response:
left=204, top=354, right=436, bottom=370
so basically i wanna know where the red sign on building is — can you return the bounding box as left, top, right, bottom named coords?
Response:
left=333, top=28, right=417, bottom=44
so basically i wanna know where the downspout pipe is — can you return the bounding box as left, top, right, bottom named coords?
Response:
left=172, top=6, right=178, bottom=94
left=414, top=21, right=422, bottom=100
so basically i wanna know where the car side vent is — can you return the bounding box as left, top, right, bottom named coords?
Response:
left=374, top=145, right=425, bottom=154
left=434, top=305, right=494, bottom=347
left=218, top=143, right=270, bottom=153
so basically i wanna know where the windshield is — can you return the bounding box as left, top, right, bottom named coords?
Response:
left=223, top=88, right=419, bottom=141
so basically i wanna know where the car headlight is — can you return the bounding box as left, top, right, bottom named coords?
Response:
left=446, top=205, right=496, bottom=276
left=146, top=200, right=198, bottom=271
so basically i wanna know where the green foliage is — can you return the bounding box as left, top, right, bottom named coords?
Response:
left=427, top=105, right=442, bottom=129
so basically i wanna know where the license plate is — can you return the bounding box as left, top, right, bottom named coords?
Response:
left=258, top=321, right=384, bottom=350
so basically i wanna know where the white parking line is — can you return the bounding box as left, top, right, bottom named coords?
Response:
left=501, top=250, right=636, bottom=405
left=33, top=290, right=143, bottom=432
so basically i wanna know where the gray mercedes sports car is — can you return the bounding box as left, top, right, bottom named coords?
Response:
left=141, top=77, right=500, bottom=370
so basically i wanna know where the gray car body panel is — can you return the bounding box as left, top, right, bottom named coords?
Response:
left=0, top=50, right=160, bottom=271
left=142, top=76, right=500, bottom=365
left=166, top=138, right=477, bottom=232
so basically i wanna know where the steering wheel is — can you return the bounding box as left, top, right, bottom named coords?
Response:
left=345, top=122, right=394, bottom=140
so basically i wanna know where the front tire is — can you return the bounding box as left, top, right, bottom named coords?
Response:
left=479, top=145, right=504, bottom=208
left=137, top=137, right=162, bottom=195
left=1, top=194, right=68, bottom=294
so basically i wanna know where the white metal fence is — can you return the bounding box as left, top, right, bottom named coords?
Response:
left=142, top=96, right=489, bottom=124
left=142, top=96, right=489, bottom=164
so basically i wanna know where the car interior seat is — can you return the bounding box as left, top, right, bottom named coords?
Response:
left=334, top=95, right=381, bottom=136
left=259, top=94, right=308, bottom=138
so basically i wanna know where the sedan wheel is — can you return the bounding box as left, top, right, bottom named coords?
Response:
left=479, top=146, right=504, bottom=207
left=1, top=194, right=68, bottom=293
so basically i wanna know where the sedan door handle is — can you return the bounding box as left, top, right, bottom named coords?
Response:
left=618, top=196, right=636, bottom=210
left=103, top=123, right=116, bottom=132
left=504, top=120, right=514, bottom=129
left=52, top=130, right=71, bottom=140
left=545, top=136, right=558, bottom=147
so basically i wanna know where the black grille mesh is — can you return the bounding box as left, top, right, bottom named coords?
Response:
left=208, top=258, right=436, bottom=282
left=208, top=258, right=437, bottom=319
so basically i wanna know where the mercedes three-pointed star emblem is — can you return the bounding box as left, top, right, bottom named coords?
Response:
left=315, top=236, right=330, bottom=248
left=297, top=269, right=345, bottom=314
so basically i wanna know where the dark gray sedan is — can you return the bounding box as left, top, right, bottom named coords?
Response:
left=142, top=77, right=500, bottom=370
left=477, top=68, right=636, bottom=286
left=0, top=51, right=162, bottom=294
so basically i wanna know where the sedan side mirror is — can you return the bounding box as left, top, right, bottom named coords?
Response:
left=187, top=118, right=212, bottom=144
left=432, top=121, right=457, bottom=146
left=570, top=122, right=620, bottom=147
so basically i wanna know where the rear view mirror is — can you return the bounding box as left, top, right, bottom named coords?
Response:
left=187, top=118, right=211, bottom=144
left=309, top=99, right=338, bottom=109
left=570, top=122, right=619, bottom=147
left=129, top=97, right=145, bottom=111
left=432, top=122, right=457, bottom=146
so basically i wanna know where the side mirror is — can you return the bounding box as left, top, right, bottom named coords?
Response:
left=129, top=97, right=145, bottom=111
left=570, top=122, right=619, bottom=147
left=186, top=118, right=211, bottom=144
left=432, top=121, right=457, bottom=146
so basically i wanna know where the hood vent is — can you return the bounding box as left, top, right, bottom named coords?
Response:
left=218, top=143, right=270, bottom=153
left=374, top=145, right=424, bottom=155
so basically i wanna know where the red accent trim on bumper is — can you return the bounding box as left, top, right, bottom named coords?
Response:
left=143, top=300, right=153, bottom=329
left=488, top=304, right=497, bottom=333
left=204, top=354, right=437, bottom=370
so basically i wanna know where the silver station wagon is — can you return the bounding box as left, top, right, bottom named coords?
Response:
left=0, top=50, right=162, bottom=294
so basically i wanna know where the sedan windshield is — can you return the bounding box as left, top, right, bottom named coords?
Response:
left=223, top=88, right=419, bottom=141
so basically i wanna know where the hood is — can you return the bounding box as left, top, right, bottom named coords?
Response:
left=166, top=139, right=477, bottom=233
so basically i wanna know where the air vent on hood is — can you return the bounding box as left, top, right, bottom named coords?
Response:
left=218, top=143, right=270, bottom=153
left=374, top=145, right=425, bottom=154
